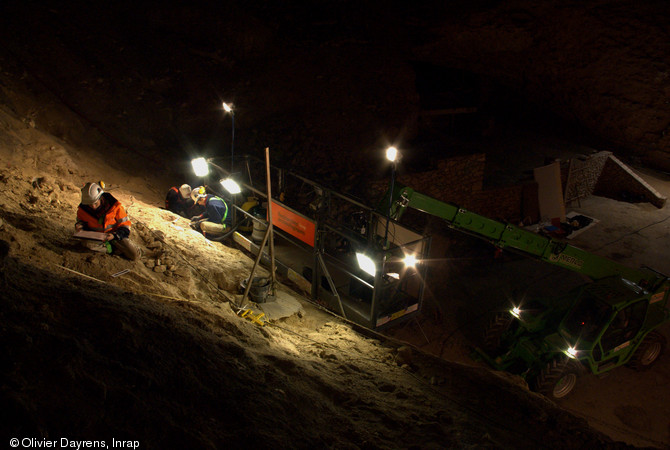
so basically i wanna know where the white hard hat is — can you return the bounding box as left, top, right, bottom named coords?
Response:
left=81, top=182, right=104, bottom=205
left=191, top=186, right=207, bottom=203
left=179, top=184, right=192, bottom=199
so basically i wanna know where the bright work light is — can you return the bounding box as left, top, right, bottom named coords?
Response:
left=356, top=252, right=376, bottom=277
left=566, top=346, right=578, bottom=358
left=191, top=157, right=209, bottom=177
left=386, top=146, right=398, bottom=162
left=403, top=254, right=417, bottom=268
left=221, top=178, right=241, bottom=194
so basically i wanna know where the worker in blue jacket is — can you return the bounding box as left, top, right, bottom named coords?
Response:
left=190, top=186, right=232, bottom=238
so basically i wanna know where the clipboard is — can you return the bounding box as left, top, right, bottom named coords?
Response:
left=73, top=230, right=107, bottom=241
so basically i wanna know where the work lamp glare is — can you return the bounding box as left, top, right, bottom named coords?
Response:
left=192, top=157, right=209, bottom=177
left=356, top=253, right=376, bottom=277
left=386, top=146, right=398, bottom=162
left=221, top=178, right=241, bottom=194
left=403, top=254, right=417, bottom=268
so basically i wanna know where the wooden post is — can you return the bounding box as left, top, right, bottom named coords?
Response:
left=239, top=147, right=277, bottom=307
left=265, top=147, right=277, bottom=294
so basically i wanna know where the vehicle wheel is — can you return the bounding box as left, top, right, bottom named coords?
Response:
left=627, top=331, right=666, bottom=371
left=482, top=312, right=517, bottom=354
left=533, top=357, right=580, bottom=399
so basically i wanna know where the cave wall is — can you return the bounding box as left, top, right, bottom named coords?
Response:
left=370, top=153, right=532, bottom=224
left=413, top=0, right=670, bottom=171
left=398, top=154, right=486, bottom=206
left=2, top=1, right=669, bottom=183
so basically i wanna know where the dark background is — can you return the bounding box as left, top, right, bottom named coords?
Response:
left=3, top=0, right=669, bottom=185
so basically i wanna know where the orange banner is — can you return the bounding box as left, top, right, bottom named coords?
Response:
left=271, top=200, right=316, bottom=247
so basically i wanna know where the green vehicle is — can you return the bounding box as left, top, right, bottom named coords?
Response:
left=384, top=184, right=670, bottom=399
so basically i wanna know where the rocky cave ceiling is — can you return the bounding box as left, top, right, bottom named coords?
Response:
left=1, top=0, right=669, bottom=178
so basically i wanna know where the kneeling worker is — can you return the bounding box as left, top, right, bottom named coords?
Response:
left=190, top=186, right=232, bottom=238
left=165, top=183, right=194, bottom=217
left=75, top=181, right=141, bottom=261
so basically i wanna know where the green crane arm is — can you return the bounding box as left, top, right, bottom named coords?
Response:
left=389, top=185, right=666, bottom=289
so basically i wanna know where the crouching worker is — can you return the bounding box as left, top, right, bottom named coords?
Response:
left=165, top=183, right=196, bottom=218
left=75, top=182, right=141, bottom=261
left=189, top=186, right=232, bottom=239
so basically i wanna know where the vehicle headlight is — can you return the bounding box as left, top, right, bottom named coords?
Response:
left=510, top=306, right=521, bottom=318
left=565, top=346, right=578, bottom=359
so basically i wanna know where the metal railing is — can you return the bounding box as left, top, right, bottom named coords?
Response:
left=204, top=154, right=431, bottom=329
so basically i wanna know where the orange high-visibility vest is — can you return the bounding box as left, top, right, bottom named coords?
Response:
left=76, top=193, right=131, bottom=234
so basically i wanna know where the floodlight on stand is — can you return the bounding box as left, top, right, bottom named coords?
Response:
left=384, top=146, right=400, bottom=247
left=356, top=252, right=376, bottom=277
left=221, top=178, right=241, bottom=194
left=191, top=157, right=209, bottom=177
left=222, top=102, right=235, bottom=172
